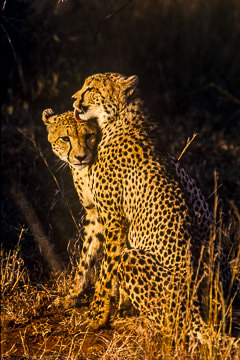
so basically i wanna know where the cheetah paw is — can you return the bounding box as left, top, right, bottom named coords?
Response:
left=52, top=295, right=79, bottom=309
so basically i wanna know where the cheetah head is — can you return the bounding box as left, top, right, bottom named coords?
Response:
left=42, top=109, right=100, bottom=169
left=72, top=73, right=139, bottom=128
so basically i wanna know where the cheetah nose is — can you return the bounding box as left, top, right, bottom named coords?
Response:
left=75, top=155, right=88, bottom=164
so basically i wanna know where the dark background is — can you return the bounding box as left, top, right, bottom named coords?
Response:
left=1, top=0, right=240, bottom=275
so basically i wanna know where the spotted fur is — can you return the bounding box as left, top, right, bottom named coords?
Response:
left=42, top=73, right=239, bottom=351
left=42, top=109, right=104, bottom=300
left=70, top=73, right=239, bottom=350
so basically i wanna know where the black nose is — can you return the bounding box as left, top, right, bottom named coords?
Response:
left=75, top=155, right=87, bottom=163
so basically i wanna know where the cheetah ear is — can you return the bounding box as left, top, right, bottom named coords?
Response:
left=42, top=108, right=56, bottom=125
left=122, top=75, right=139, bottom=97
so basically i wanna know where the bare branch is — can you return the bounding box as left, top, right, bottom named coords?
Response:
left=10, top=184, right=62, bottom=274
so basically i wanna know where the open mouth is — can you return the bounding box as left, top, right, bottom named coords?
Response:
left=74, top=108, right=86, bottom=122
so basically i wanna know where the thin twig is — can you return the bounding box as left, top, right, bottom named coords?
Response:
left=95, top=0, right=133, bottom=40
left=193, top=82, right=240, bottom=106
left=207, top=82, right=240, bottom=106
left=2, top=0, right=7, bottom=12
left=1, top=2, right=27, bottom=92
left=1, top=23, right=18, bottom=63
left=178, top=132, right=198, bottom=161
left=103, top=0, right=132, bottom=22
left=229, top=200, right=240, bottom=223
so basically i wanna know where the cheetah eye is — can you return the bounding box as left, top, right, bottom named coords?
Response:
left=60, top=136, right=70, bottom=142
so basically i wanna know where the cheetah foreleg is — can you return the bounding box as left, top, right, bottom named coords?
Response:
left=63, top=208, right=104, bottom=308
left=86, top=222, right=128, bottom=330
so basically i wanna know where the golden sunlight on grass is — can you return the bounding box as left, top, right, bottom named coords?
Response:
left=1, top=0, right=240, bottom=358
left=1, top=172, right=240, bottom=359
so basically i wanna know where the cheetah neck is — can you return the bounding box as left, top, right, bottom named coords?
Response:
left=99, top=99, right=150, bottom=133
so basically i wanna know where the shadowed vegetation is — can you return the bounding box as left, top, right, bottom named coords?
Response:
left=1, top=0, right=240, bottom=358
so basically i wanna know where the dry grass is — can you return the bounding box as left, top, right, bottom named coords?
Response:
left=1, top=0, right=240, bottom=358
left=1, top=178, right=240, bottom=359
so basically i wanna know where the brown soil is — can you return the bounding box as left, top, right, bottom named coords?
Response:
left=2, top=305, right=115, bottom=359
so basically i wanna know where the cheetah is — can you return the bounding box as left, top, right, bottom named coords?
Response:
left=42, top=109, right=215, bottom=314
left=70, top=73, right=239, bottom=346
left=42, top=109, right=105, bottom=300
left=42, top=74, right=238, bottom=350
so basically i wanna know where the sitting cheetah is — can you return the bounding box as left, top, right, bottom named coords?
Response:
left=70, top=72, right=238, bottom=347
left=42, top=109, right=104, bottom=300
left=42, top=109, right=218, bottom=315
left=42, top=75, right=238, bottom=350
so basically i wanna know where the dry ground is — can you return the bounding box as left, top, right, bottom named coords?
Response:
left=1, top=0, right=240, bottom=358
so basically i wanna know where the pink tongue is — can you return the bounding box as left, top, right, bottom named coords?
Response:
left=74, top=108, right=83, bottom=122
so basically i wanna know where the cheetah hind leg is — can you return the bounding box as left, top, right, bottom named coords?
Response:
left=112, top=284, right=138, bottom=321
left=117, top=248, right=239, bottom=353
left=117, top=248, right=176, bottom=322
